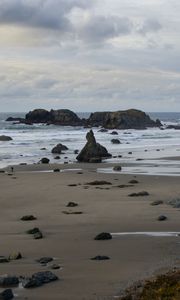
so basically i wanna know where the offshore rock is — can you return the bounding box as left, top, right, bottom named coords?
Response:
left=87, top=109, right=161, bottom=129
left=76, top=130, right=111, bottom=162
left=25, top=109, right=82, bottom=126
left=51, top=143, right=68, bottom=154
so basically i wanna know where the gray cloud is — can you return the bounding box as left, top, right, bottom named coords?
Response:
left=138, top=19, right=162, bottom=35
left=0, top=0, right=93, bottom=30
left=80, top=15, right=133, bottom=43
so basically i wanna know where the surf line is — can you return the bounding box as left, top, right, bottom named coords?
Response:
left=111, top=232, right=180, bottom=237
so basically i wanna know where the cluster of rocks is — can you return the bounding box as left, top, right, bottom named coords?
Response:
left=6, top=108, right=162, bottom=129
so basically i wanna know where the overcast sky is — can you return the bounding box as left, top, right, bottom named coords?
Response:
left=0, top=0, right=180, bottom=112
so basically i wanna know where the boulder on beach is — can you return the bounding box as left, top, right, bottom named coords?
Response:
left=76, top=130, right=111, bottom=162
left=51, top=143, right=68, bottom=154
left=94, top=232, right=112, bottom=240
left=0, top=135, right=12, bottom=141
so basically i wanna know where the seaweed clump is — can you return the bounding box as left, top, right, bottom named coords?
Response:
left=119, top=269, right=180, bottom=300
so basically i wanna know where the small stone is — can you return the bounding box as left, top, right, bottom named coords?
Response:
left=110, top=131, right=118, bottom=135
left=27, top=228, right=40, bottom=235
left=74, top=149, right=79, bottom=154
left=91, top=255, right=110, bottom=260
left=87, top=180, right=112, bottom=186
left=129, top=179, right=139, bottom=184
left=50, top=264, right=60, bottom=270
left=66, top=202, right=78, bottom=207
left=158, top=215, right=167, bottom=221
left=0, top=289, right=14, bottom=300
left=37, top=257, right=53, bottom=264
left=94, top=232, right=112, bottom=240
left=21, top=215, right=37, bottom=221
left=128, top=151, right=132, bottom=154
left=111, top=139, right=121, bottom=144
left=151, top=200, right=163, bottom=206
left=33, top=231, right=43, bottom=239
left=128, top=191, right=149, bottom=197
left=53, top=169, right=60, bottom=172
left=113, top=165, right=122, bottom=171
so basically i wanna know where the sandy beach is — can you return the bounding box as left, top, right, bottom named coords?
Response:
left=0, top=162, right=179, bottom=299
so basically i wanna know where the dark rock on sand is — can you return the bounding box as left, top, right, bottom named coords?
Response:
left=21, top=215, right=37, bottom=221
left=76, top=130, right=111, bottom=162
left=113, top=165, right=122, bottom=171
left=33, top=231, right=43, bottom=239
left=111, top=139, right=121, bottom=144
left=51, top=143, right=68, bottom=154
left=37, top=257, right=53, bottom=264
left=128, top=191, right=149, bottom=197
left=129, top=179, right=139, bottom=184
left=0, top=136, right=12, bottom=141
left=62, top=211, right=83, bottom=215
left=53, top=169, right=60, bottom=172
left=94, top=232, right=112, bottom=240
left=151, top=200, right=163, bottom=206
left=27, top=228, right=40, bottom=235
left=91, top=255, right=110, bottom=260
left=66, top=202, right=78, bottom=207
left=87, top=180, right=112, bottom=185
left=50, top=264, right=60, bottom=270
left=40, top=157, right=50, bottom=164
left=158, top=215, right=167, bottom=221
left=0, top=289, right=14, bottom=300
left=0, top=276, right=19, bottom=287
left=22, top=271, right=58, bottom=288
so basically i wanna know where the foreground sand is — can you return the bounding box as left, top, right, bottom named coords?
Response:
left=0, top=163, right=179, bottom=299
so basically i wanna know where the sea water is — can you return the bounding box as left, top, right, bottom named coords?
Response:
left=0, top=112, right=180, bottom=175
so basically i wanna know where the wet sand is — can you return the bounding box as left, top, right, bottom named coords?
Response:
left=0, top=163, right=179, bottom=299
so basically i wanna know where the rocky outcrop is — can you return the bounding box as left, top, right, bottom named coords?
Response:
left=25, top=109, right=82, bottom=126
left=87, top=109, right=162, bottom=129
left=6, top=108, right=162, bottom=129
left=76, top=130, right=111, bottom=162
left=0, top=135, right=12, bottom=141
left=51, top=143, right=68, bottom=154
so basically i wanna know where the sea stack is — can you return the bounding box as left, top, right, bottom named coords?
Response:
left=76, top=130, right=111, bottom=162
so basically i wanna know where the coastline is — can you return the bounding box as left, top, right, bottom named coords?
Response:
left=0, top=162, right=179, bottom=299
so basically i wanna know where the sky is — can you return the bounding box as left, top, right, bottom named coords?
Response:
left=0, top=0, right=180, bottom=112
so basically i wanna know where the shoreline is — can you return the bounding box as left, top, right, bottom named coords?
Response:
left=0, top=162, right=179, bottom=299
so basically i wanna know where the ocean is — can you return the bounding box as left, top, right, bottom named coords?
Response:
left=0, top=112, right=180, bottom=175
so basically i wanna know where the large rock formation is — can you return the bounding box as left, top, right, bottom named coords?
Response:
left=87, top=109, right=161, bottom=129
left=25, top=109, right=82, bottom=126
left=6, top=108, right=162, bottom=129
left=76, top=130, right=111, bottom=162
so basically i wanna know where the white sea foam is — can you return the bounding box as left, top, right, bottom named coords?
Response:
left=111, top=232, right=180, bottom=237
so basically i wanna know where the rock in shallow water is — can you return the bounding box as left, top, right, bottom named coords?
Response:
left=21, top=215, right=37, bottom=221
